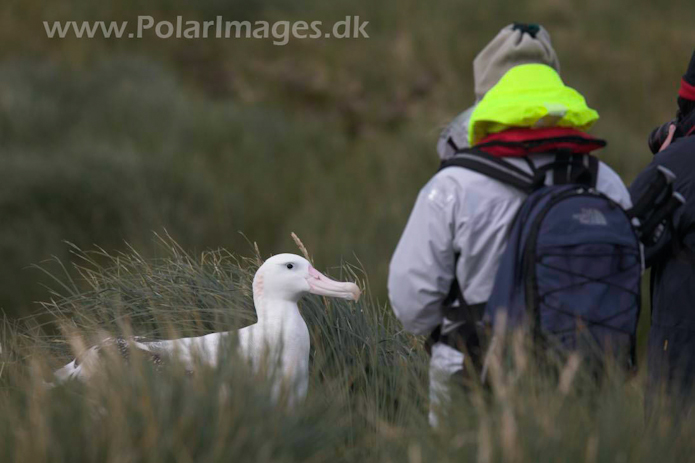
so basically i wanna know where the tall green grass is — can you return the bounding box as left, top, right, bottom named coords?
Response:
left=2, top=238, right=695, bottom=463
left=1, top=0, right=694, bottom=317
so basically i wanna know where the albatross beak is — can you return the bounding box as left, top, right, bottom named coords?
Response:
left=307, top=266, right=361, bottom=301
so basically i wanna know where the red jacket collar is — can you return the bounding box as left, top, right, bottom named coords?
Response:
left=474, top=127, right=606, bottom=157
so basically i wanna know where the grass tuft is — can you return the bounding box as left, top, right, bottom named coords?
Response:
left=2, top=237, right=695, bottom=462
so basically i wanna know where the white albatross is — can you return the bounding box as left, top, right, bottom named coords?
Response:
left=52, top=254, right=361, bottom=403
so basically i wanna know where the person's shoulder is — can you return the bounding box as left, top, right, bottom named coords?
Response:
left=655, top=136, right=695, bottom=166
left=417, top=168, right=472, bottom=211
left=429, top=162, right=521, bottom=194
left=648, top=136, right=695, bottom=200
left=668, top=134, right=695, bottom=151
left=596, top=160, right=624, bottom=185
left=421, top=162, right=524, bottom=215
left=632, top=136, right=695, bottom=191
left=595, top=160, right=632, bottom=209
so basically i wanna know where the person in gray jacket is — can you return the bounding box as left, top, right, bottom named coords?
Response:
left=387, top=24, right=633, bottom=426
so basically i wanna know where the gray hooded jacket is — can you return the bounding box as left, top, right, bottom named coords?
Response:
left=388, top=112, right=632, bottom=337
left=388, top=23, right=631, bottom=338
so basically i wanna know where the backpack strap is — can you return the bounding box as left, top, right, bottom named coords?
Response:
left=628, top=166, right=676, bottom=221
left=430, top=253, right=485, bottom=321
left=425, top=322, right=486, bottom=374
left=437, top=149, right=592, bottom=326
left=440, top=255, right=486, bottom=324
left=425, top=253, right=486, bottom=361
left=440, top=149, right=543, bottom=194
left=549, top=152, right=599, bottom=187
left=441, top=148, right=600, bottom=193
left=640, top=192, right=686, bottom=244
left=431, top=149, right=600, bottom=359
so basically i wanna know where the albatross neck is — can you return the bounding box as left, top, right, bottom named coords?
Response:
left=253, top=294, right=303, bottom=325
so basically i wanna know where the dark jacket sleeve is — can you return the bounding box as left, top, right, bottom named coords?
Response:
left=629, top=162, right=673, bottom=267
left=629, top=138, right=695, bottom=267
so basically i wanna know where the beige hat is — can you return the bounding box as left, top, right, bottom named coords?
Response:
left=473, top=23, right=560, bottom=102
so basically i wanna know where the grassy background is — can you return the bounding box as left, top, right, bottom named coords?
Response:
left=3, top=241, right=695, bottom=463
left=1, top=3, right=694, bottom=459
left=0, top=0, right=693, bottom=319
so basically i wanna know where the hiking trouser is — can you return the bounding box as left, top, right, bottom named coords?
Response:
left=646, top=324, right=695, bottom=417
left=428, top=342, right=465, bottom=427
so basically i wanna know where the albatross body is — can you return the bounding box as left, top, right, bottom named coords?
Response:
left=52, top=254, right=361, bottom=403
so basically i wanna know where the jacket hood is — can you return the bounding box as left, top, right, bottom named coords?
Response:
left=437, top=106, right=475, bottom=161
left=438, top=23, right=560, bottom=161
left=468, top=64, right=599, bottom=146
left=474, top=23, right=559, bottom=102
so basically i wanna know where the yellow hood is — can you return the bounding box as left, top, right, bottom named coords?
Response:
left=468, top=64, right=599, bottom=146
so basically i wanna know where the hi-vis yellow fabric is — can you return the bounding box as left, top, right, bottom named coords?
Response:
left=468, top=64, right=599, bottom=146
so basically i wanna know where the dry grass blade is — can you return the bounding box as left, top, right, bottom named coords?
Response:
left=291, top=232, right=312, bottom=263
left=4, top=237, right=695, bottom=463
left=558, top=353, right=582, bottom=396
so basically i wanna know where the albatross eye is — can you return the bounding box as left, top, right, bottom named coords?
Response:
left=286, top=263, right=294, bottom=270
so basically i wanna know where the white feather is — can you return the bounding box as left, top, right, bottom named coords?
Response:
left=52, top=253, right=360, bottom=404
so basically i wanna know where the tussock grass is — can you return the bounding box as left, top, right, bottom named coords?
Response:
left=0, top=237, right=427, bottom=462
left=1, top=0, right=693, bottom=318
left=2, top=237, right=695, bottom=462
left=0, top=1, right=693, bottom=459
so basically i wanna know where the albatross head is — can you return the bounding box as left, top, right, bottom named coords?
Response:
left=253, top=254, right=361, bottom=303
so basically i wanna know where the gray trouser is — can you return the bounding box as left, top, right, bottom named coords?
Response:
left=428, top=342, right=465, bottom=427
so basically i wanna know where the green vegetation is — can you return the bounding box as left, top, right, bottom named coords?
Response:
left=0, top=0, right=693, bottom=317
left=0, top=1, right=694, bottom=459
left=2, top=240, right=695, bottom=463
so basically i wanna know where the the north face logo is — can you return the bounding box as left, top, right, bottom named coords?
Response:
left=572, top=208, right=607, bottom=226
